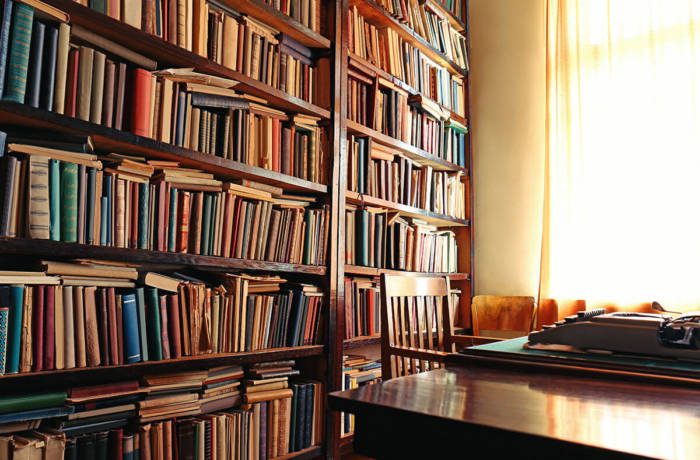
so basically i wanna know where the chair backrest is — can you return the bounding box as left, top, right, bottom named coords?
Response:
left=471, top=295, right=536, bottom=339
left=380, top=274, right=456, bottom=380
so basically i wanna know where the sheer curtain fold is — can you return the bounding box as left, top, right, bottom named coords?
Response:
left=542, top=0, right=700, bottom=310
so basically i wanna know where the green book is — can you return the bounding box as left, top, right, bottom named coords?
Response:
left=3, top=3, right=33, bottom=103
left=201, top=194, right=212, bottom=256
left=89, top=0, right=106, bottom=14
left=48, top=159, right=61, bottom=241
left=0, top=391, right=66, bottom=414
left=167, top=188, right=177, bottom=252
left=138, top=182, right=149, bottom=249
left=145, top=287, right=162, bottom=361
left=6, top=285, right=23, bottom=374
left=356, top=209, right=369, bottom=266
left=59, top=162, right=78, bottom=242
left=135, top=287, right=149, bottom=362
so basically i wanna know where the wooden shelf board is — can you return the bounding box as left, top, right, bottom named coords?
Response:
left=349, top=0, right=467, bottom=78
left=48, top=0, right=330, bottom=119
left=343, top=335, right=381, bottom=349
left=344, top=264, right=469, bottom=281
left=0, top=238, right=327, bottom=275
left=271, top=445, right=322, bottom=460
left=346, top=191, right=469, bottom=227
left=346, top=120, right=467, bottom=173
left=0, top=346, right=324, bottom=384
left=0, top=101, right=327, bottom=194
left=348, top=52, right=468, bottom=125
left=222, top=0, right=331, bottom=49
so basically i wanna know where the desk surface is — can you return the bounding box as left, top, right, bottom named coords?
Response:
left=330, top=364, right=700, bottom=459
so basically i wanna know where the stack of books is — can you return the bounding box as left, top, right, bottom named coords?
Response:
left=0, top=262, right=326, bottom=375
left=0, top=391, right=71, bottom=434
left=56, top=381, right=143, bottom=437
left=266, top=0, right=321, bottom=33
left=199, top=365, right=245, bottom=413
left=340, top=354, right=381, bottom=436
left=0, top=142, right=330, bottom=264
left=344, top=277, right=380, bottom=339
left=138, top=370, right=208, bottom=423
left=204, top=2, right=318, bottom=104
left=346, top=208, right=458, bottom=272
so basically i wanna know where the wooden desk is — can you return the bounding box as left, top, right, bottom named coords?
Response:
left=329, top=362, right=700, bottom=459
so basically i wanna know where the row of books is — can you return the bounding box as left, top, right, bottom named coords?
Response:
left=347, top=135, right=466, bottom=218
left=348, top=6, right=465, bottom=116
left=258, top=0, right=322, bottom=33
left=343, top=277, right=380, bottom=339
left=205, top=1, right=320, bottom=104
left=0, top=262, right=325, bottom=375
left=0, top=143, right=329, bottom=265
left=0, top=361, right=322, bottom=458
left=0, top=3, right=328, bottom=184
left=373, top=0, right=468, bottom=70
left=340, top=354, right=381, bottom=436
left=345, top=207, right=458, bottom=272
left=137, top=69, right=326, bottom=183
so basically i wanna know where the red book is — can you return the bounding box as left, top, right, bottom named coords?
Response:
left=68, top=381, right=140, bottom=399
left=367, top=289, right=375, bottom=336
left=107, top=0, right=119, bottom=19
left=107, top=288, right=119, bottom=365
left=159, top=295, right=171, bottom=360
left=272, top=118, right=280, bottom=172
left=97, top=288, right=110, bottom=365
left=65, top=48, right=79, bottom=118
left=130, top=68, right=153, bottom=137
left=33, top=285, right=45, bottom=372
left=156, top=182, right=167, bottom=252
left=109, top=428, right=124, bottom=460
left=43, top=286, right=55, bottom=370
left=177, top=191, right=191, bottom=253
left=168, top=294, right=182, bottom=358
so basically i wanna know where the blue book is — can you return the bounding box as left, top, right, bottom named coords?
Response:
left=295, top=384, right=307, bottom=451
left=303, top=383, right=314, bottom=448
left=0, top=0, right=14, bottom=99
left=0, top=307, right=7, bottom=374
left=25, top=19, right=44, bottom=108
left=0, top=405, right=73, bottom=423
left=137, top=182, right=149, bottom=249
left=121, top=293, right=141, bottom=363
left=0, top=130, right=6, bottom=157
left=40, top=23, right=57, bottom=110
left=6, top=285, right=23, bottom=373
left=135, top=287, right=149, bottom=362
left=167, top=188, right=177, bottom=252
left=49, top=159, right=61, bottom=240
left=99, top=196, right=108, bottom=245
left=286, top=291, right=305, bottom=347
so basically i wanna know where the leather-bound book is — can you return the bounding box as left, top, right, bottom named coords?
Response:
left=40, top=23, right=58, bottom=111
left=76, top=45, right=94, bottom=121
left=145, top=287, right=162, bottom=361
left=95, top=288, right=109, bottom=365
left=167, top=294, right=181, bottom=358
left=64, top=47, right=79, bottom=117
left=84, top=286, right=100, bottom=367
left=53, top=285, right=64, bottom=370
left=76, top=165, right=86, bottom=244
left=177, top=191, right=191, bottom=253
left=109, top=428, right=124, bottom=460
left=106, top=287, right=119, bottom=365
left=122, top=0, right=141, bottom=28
left=90, top=50, right=106, bottom=124
left=62, top=286, right=74, bottom=369
left=0, top=0, right=15, bottom=99
left=122, top=292, right=141, bottom=364
left=142, top=0, right=155, bottom=35
left=59, top=161, right=78, bottom=243
left=102, top=59, right=116, bottom=127
left=158, top=294, right=170, bottom=360
left=53, top=22, right=70, bottom=114
left=32, top=285, right=45, bottom=372
left=107, top=0, right=120, bottom=20
left=116, top=295, right=124, bottom=365
left=73, top=286, right=87, bottom=368
left=26, top=155, right=50, bottom=239
left=3, top=3, right=34, bottom=103
left=130, top=68, right=153, bottom=137
left=114, top=62, right=127, bottom=130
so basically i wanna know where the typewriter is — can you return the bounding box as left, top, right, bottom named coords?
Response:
left=527, top=303, right=700, bottom=361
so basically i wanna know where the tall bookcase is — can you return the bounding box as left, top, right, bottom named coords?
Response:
left=0, top=0, right=471, bottom=458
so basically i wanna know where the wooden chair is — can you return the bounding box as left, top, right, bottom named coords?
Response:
left=471, top=295, right=536, bottom=339
left=380, top=274, right=465, bottom=380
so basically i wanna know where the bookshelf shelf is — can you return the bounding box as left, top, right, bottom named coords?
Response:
left=0, top=346, right=324, bottom=387
left=272, top=445, right=323, bottom=460
left=346, top=120, right=467, bottom=173
left=348, top=0, right=468, bottom=77
left=345, top=191, right=469, bottom=227
left=344, top=264, right=470, bottom=280
left=349, top=53, right=468, bottom=126
left=0, top=238, right=328, bottom=275
left=222, top=0, right=331, bottom=49
left=0, top=101, right=328, bottom=194
left=343, top=335, right=381, bottom=349
left=421, top=0, right=467, bottom=32
left=46, top=0, right=332, bottom=119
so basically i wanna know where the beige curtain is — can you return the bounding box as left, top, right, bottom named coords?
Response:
left=542, top=0, right=700, bottom=310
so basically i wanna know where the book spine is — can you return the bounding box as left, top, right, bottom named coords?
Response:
left=53, top=22, right=70, bottom=114
left=25, top=19, right=44, bottom=108
left=0, top=0, right=14, bottom=99
left=146, top=287, right=162, bottom=361
left=26, top=155, right=50, bottom=239
left=3, top=3, right=33, bottom=103
left=135, top=287, right=149, bottom=362
left=5, top=285, right=23, bottom=374
left=138, top=182, right=149, bottom=249
left=32, top=285, right=44, bottom=371
left=122, top=292, right=141, bottom=363
left=131, top=68, right=153, bottom=137
left=59, top=162, right=78, bottom=242
left=0, top=307, right=7, bottom=374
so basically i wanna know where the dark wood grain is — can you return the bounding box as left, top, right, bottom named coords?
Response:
left=346, top=120, right=467, bottom=173
left=330, top=365, right=700, bottom=459
left=219, top=0, right=331, bottom=49
left=346, top=190, right=470, bottom=226
left=343, top=335, right=381, bottom=349
left=0, top=101, right=327, bottom=194
left=0, top=238, right=327, bottom=275
left=45, top=0, right=331, bottom=118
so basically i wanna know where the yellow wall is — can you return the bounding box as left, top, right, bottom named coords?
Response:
left=469, top=0, right=546, bottom=296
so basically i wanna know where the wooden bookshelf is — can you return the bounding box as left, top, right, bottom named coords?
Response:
left=273, top=445, right=323, bottom=460
left=345, top=191, right=469, bottom=226
left=344, top=264, right=470, bottom=281
left=0, top=102, right=328, bottom=194
left=421, top=0, right=467, bottom=32
left=343, top=335, right=381, bottom=349
left=347, top=120, right=467, bottom=173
